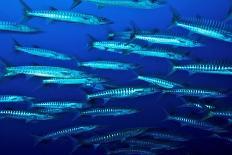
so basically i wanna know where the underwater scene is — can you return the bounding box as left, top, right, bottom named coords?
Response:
left=0, top=0, right=232, bottom=155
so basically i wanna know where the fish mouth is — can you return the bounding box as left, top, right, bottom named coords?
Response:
left=104, top=19, right=114, bottom=25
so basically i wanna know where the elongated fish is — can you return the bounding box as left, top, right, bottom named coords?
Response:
left=77, top=60, right=138, bottom=70
left=171, top=62, right=232, bottom=75
left=126, top=139, right=178, bottom=150
left=0, top=95, right=34, bottom=103
left=137, top=75, right=183, bottom=89
left=0, top=21, right=39, bottom=33
left=167, top=115, right=226, bottom=133
left=172, top=9, right=232, bottom=42
left=179, top=101, right=216, bottom=111
left=14, top=41, right=73, bottom=61
left=20, top=0, right=112, bottom=25
left=34, top=125, right=98, bottom=145
left=36, top=108, right=68, bottom=114
left=107, top=148, right=155, bottom=155
left=163, top=88, right=226, bottom=98
left=76, top=128, right=147, bottom=149
left=0, top=110, right=53, bottom=122
left=206, top=111, right=232, bottom=119
left=31, top=101, right=89, bottom=109
left=71, top=0, right=165, bottom=9
left=5, top=66, right=88, bottom=78
left=77, top=107, right=138, bottom=117
left=43, top=77, right=106, bottom=86
left=131, top=32, right=203, bottom=47
left=131, top=48, right=190, bottom=61
left=144, top=131, right=189, bottom=142
left=89, top=37, right=145, bottom=54
left=87, top=87, right=158, bottom=101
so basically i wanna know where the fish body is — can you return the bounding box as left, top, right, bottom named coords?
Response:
left=91, top=40, right=144, bottom=53
left=181, top=102, right=216, bottom=111
left=79, top=107, right=138, bottom=117
left=43, top=77, right=106, bottom=85
left=168, top=115, right=225, bottom=133
left=138, top=75, right=182, bottom=89
left=20, top=0, right=112, bottom=25
left=134, top=33, right=202, bottom=47
left=0, top=95, right=34, bottom=103
left=15, top=44, right=72, bottom=61
left=173, top=63, right=232, bottom=75
left=72, top=0, right=165, bottom=9
left=5, top=66, right=87, bottom=78
left=0, top=110, right=53, bottom=121
left=78, top=61, right=137, bottom=70
left=107, top=148, right=155, bottom=155
left=126, top=139, right=177, bottom=150
left=32, top=101, right=89, bottom=109
left=172, top=13, right=232, bottom=42
left=36, top=108, right=67, bottom=114
left=87, top=87, right=158, bottom=100
left=37, top=125, right=98, bottom=142
left=0, top=21, right=39, bottom=33
left=163, top=88, right=225, bottom=98
left=208, top=111, right=232, bottom=119
left=83, top=128, right=147, bottom=145
left=145, top=131, right=188, bottom=142
left=131, top=48, right=190, bottom=60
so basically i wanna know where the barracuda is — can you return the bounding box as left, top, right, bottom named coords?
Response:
left=207, top=111, right=232, bottom=119
left=90, top=40, right=145, bottom=53
left=71, top=0, right=165, bottom=9
left=87, top=87, right=158, bottom=100
left=34, top=125, right=98, bottom=145
left=137, top=75, right=183, bottom=89
left=163, top=88, right=226, bottom=98
left=14, top=41, right=73, bottom=61
left=126, top=139, right=178, bottom=150
left=145, top=131, right=189, bottom=142
left=43, top=77, right=106, bottom=86
left=5, top=66, right=88, bottom=78
left=0, top=95, right=34, bottom=103
left=133, top=33, right=203, bottom=47
left=172, top=63, right=232, bottom=75
left=31, top=101, right=89, bottom=109
left=0, top=110, right=53, bottom=122
left=77, top=60, right=138, bottom=70
left=167, top=115, right=226, bottom=133
left=172, top=9, right=232, bottom=42
left=131, top=48, right=190, bottom=60
left=78, top=107, right=138, bottom=117
left=20, top=0, right=112, bottom=25
left=0, top=21, right=39, bottom=33
left=80, top=128, right=147, bottom=148
left=180, top=101, right=216, bottom=111
left=107, top=148, right=154, bottom=155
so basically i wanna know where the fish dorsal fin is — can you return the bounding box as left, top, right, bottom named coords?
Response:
left=32, top=45, right=40, bottom=48
left=49, top=7, right=58, bottom=11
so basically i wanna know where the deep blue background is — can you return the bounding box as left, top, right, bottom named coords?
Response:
left=0, top=0, right=232, bottom=155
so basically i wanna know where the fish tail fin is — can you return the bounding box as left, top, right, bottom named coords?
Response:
left=202, top=112, right=213, bottom=120
left=169, top=7, right=181, bottom=28
left=13, top=39, right=21, bottom=47
left=70, top=0, right=82, bottom=10
left=19, top=0, right=32, bottom=22
left=0, top=58, right=8, bottom=78
left=72, top=111, right=81, bottom=121
left=31, top=134, right=43, bottom=147
left=86, top=34, right=97, bottom=51
left=167, top=60, right=178, bottom=76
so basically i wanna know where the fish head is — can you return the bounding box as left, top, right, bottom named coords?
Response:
left=96, top=17, right=113, bottom=25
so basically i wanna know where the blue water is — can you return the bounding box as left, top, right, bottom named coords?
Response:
left=0, top=0, right=232, bottom=155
